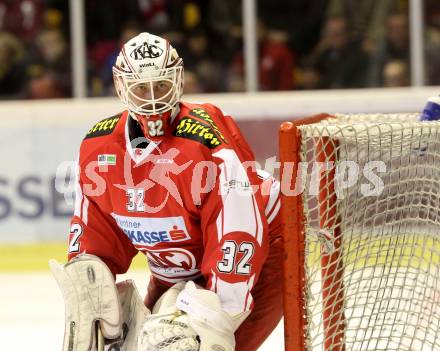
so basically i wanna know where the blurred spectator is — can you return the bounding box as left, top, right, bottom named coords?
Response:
left=382, top=59, right=410, bottom=87
left=183, top=29, right=209, bottom=65
left=4, top=0, right=438, bottom=98
left=36, top=27, right=67, bottom=64
left=91, top=21, right=141, bottom=96
left=132, top=0, right=171, bottom=33
left=422, top=0, right=440, bottom=85
left=228, top=19, right=295, bottom=91
left=426, top=41, right=440, bottom=86
left=326, top=0, right=402, bottom=52
left=384, top=12, right=409, bottom=56
left=424, top=0, right=440, bottom=30
left=0, top=0, right=44, bottom=43
left=259, top=28, right=295, bottom=90
left=85, top=0, right=127, bottom=45
left=85, top=0, right=204, bottom=45
left=308, top=16, right=369, bottom=89
left=259, top=0, right=328, bottom=61
left=85, top=0, right=128, bottom=95
left=196, top=60, right=224, bottom=92
left=206, top=1, right=242, bottom=64
left=207, top=1, right=241, bottom=36
left=0, top=31, right=26, bottom=98
left=180, top=29, right=225, bottom=92
left=297, top=63, right=321, bottom=90
left=368, top=12, right=409, bottom=87
left=183, top=69, right=202, bottom=94
left=27, top=70, right=65, bottom=98
left=43, top=7, right=65, bottom=32
left=27, top=27, right=70, bottom=98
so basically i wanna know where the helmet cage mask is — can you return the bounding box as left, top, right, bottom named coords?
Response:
left=113, top=65, right=183, bottom=116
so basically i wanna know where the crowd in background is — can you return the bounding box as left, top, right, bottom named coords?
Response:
left=1, top=0, right=440, bottom=99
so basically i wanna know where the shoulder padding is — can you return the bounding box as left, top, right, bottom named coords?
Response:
left=173, top=107, right=227, bottom=149
left=84, top=113, right=122, bottom=140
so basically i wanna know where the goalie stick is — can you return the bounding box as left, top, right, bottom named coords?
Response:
left=96, top=323, right=105, bottom=351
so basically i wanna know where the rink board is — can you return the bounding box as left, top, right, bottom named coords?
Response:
left=0, top=243, right=148, bottom=271
left=306, top=233, right=440, bottom=271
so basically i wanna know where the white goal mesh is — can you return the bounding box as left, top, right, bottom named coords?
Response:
left=294, top=113, right=440, bottom=351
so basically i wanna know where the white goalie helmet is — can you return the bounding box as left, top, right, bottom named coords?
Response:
left=112, top=32, right=184, bottom=141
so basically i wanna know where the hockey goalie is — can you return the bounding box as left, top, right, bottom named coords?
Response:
left=50, top=32, right=283, bottom=351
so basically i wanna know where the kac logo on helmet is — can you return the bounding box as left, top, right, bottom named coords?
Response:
left=130, top=42, right=163, bottom=60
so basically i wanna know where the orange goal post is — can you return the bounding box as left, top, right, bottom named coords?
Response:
left=279, top=113, right=440, bottom=351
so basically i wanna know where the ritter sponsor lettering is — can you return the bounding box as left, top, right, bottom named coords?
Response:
left=84, top=114, right=121, bottom=139
left=173, top=117, right=222, bottom=148
left=188, top=108, right=227, bottom=143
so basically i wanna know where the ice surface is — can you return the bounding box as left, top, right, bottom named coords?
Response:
left=0, top=271, right=284, bottom=350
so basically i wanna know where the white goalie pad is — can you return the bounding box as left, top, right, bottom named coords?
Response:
left=50, top=254, right=123, bottom=351
left=115, top=280, right=150, bottom=350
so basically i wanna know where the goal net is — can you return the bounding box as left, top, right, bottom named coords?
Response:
left=279, top=113, right=440, bottom=351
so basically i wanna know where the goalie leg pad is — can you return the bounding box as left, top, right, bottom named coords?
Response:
left=50, top=254, right=123, bottom=351
left=115, top=280, right=150, bottom=351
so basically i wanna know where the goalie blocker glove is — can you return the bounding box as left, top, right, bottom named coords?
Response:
left=139, top=281, right=240, bottom=351
left=176, top=281, right=237, bottom=351
left=50, top=254, right=149, bottom=351
left=138, top=282, right=200, bottom=351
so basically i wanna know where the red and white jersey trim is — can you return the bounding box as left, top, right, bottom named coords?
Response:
left=150, top=271, right=202, bottom=284
left=211, top=271, right=256, bottom=314
left=257, top=169, right=281, bottom=224
left=267, top=199, right=281, bottom=224
left=73, top=156, right=89, bottom=225
left=214, top=149, right=264, bottom=246
left=73, top=158, right=82, bottom=219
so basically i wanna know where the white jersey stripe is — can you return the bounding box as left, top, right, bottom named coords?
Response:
left=216, top=208, right=224, bottom=243
left=213, top=149, right=263, bottom=244
left=267, top=199, right=281, bottom=224
left=215, top=277, right=253, bottom=314
left=73, top=156, right=83, bottom=218
left=265, top=180, right=280, bottom=216
left=266, top=191, right=280, bottom=218
left=252, top=194, right=263, bottom=246
left=245, top=275, right=256, bottom=311
left=82, top=196, right=89, bottom=225
left=210, top=270, right=219, bottom=294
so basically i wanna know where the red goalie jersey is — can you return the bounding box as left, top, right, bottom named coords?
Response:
left=68, top=102, right=282, bottom=350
